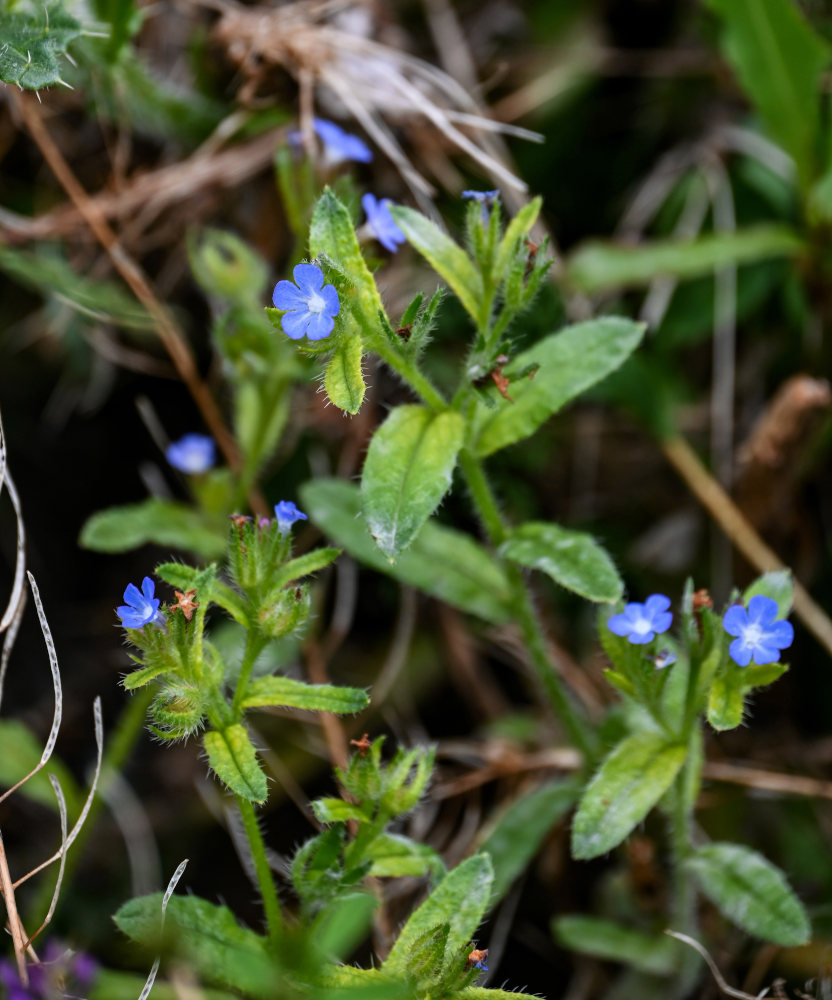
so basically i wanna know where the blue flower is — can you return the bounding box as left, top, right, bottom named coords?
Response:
left=723, top=595, right=794, bottom=667
left=274, top=500, right=308, bottom=534
left=272, top=264, right=340, bottom=341
left=117, top=577, right=164, bottom=629
left=607, top=595, right=673, bottom=645
left=1, top=942, right=97, bottom=1000
left=362, top=194, right=406, bottom=253
left=166, top=433, right=216, bottom=474
left=314, top=118, right=373, bottom=164
left=462, top=189, right=500, bottom=205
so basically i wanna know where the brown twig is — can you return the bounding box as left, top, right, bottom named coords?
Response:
left=8, top=91, right=268, bottom=517
left=662, top=433, right=832, bottom=657
left=0, top=833, right=29, bottom=985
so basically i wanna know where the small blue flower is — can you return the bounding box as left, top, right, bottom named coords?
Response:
left=462, top=189, right=500, bottom=205
left=314, top=118, right=373, bottom=164
left=274, top=500, right=307, bottom=534
left=723, top=595, right=794, bottom=667
left=362, top=193, right=406, bottom=253
left=117, top=577, right=164, bottom=629
left=272, top=263, right=340, bottom=341
left=607, top=594, right=673, bottom=645
left=166, top=433, right=216, bottom=474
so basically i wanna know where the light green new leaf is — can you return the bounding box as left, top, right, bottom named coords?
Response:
left=325, top=335, right=366, bottom=414
left=272, top=547, right=341, bottom=590
left=114, top=893, right=273, bottom=995
left=309, top=189, right=385, bottom=324
left=384, top=854, right=493, bottom=975
left=80, top=499, right=226, bottom=559
left=123, top=663, right=170, bottom=691
left=567, top=226, right=804, bottom=294
left=572, top=733, right=686, bottom=859
left=704, top=0, right=830, bottom=190
left=472, top=318, right=645, bottom=457
left=301, top=478, right=513, bottom=621
left=500, top=521, right=622, bottom=603
left=479, top=778, right=580, bottom=903
left=203, top=725, right=267, bottom=803
left=362, top=406, right=464, bottom=559
left=390, top=207, right=485, bottom=326
left=743, top=569, right=793, bottom=618
left=312, top=797, right=371, bottom=824
left=708, top=660, right=789, bottom=731
left=552, top=916, right=677, bottom=975
left=687, top=842, right=810, bottom=945
left=364, top=833, right=445, bottom=879
left=494, top=197, right=542, bottom=277
left=0, top=3, right=82, bottom=89
left=241, top=676, right=368, bottom=714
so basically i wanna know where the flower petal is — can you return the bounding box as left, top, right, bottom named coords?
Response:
left=123, top=582, right=143, bottom=608
left=629, top=629, right=655, bottom=645
left=306, top=311, right=335, bottom=341
left=644, top=594, right=671, bottom=616
left=272, top=279, right=307, bottom=311
left=651, top=611, right=673, bottom=634
left=747, top=594, right=778, bottom=626
left=722, top=604, right=748, bottom=636
left=751, top=643, right=780, bottom=665
left=606, top=613, right=633, bottom=637
left=141, top=577, right=156, bottom=601
left=293, top=262, right=324, bottom=294
left=622, top=602, right=645, bottom=622
left=765, top=619, right=794, bottom=649
left=281, top=309, right=311, bottom=340
left=729, top=638, right=752, bottom=666
left=320, top=282, right=341, bottom=317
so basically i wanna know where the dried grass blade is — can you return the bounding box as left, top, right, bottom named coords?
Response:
left=25, top=774, right=69, bottom=945
left=137, top=859, right=189, bottom=1000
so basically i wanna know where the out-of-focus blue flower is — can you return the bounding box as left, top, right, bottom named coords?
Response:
left=0, top=943, right=98, bottom=999
left=653, top=648, right=677, bottom=670
left=362, top=194, right=406, bottom=253
left=272, top=263, right=340, bottom=341
left=462, top=189, right=500, bottom=205
left=274, top=500, right=307, bottom=534
left=166, top=433, right=216, bottom=474
left=723, top=595, right=794, bottom=667
left=314, top=118, right=373, bottom=164
left=117, top=577, right=164, bottom=629
left=607, top=595, right=673, bottom=645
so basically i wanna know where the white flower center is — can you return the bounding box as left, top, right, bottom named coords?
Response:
left=306, top=291, right=326, bottom=314
left=742, top=623, right=763, bottom=648
left=632, top=617, right=652, bottom=635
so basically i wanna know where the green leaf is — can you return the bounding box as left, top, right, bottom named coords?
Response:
left=566, top=226, right=804, bottom=294
left=309, top=189, right=385, bottom=325
left=324, top=335, right=366, bottom=414
left=743, top=569, right=794, bottom=618
left=203, top=725, right=267, bottom=803
left=389, top=206, right=485, bottom=326
left=187, top=228, right=269, bottom=304
left=384, top=854, right=494, bottom=975
left=113, top=892, right=273, bottom=994
left=0, top=719, right=81, bottom=816
left=500, top=521, right=622, bottom=603
left=0, top=245, right=153, bottom=330
left=571, top=733, right=687, bottom=859
left=552, top=916, right=677, bottom=975
left=707, top=672, right=745, bottom=731
left=364, top=833, right=446, bottom=879
left=687, top=842, right=810, bottom=945
left=312, top=797, right=371, bottom=824
left=123, top=663, right=170, bottom=691
left=80, top=499, right=226, bottom=559
left=362, top=406, right=464, bottom=559
left=479, top=779, right=580, bottom=903
left=472, top=318, right=645, bottom=457
left=704, top=0, right=830, bottom=191
left=0, top=2, right=82, bottom=89
left=494, top=198, right=542, bottom=278
left=300, top=478, right=514, bottom=622
left=241, top=676, right=369, bottom=714
left=272, top=548, right=341, bottom=589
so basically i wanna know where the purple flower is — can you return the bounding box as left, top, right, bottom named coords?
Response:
left=272, top=263, right=340, bottom=341
left=274, top=500, right=307, bottom=534
left=314, top=118, right=373, bottom=165
left=607, top=595, right=673, bottom=645
left=0, top=943, right=97, bottom=999
left=166, top=433, right=216, bottom=474
left=723, top=595, right=794, bottom=667
left=362, top=194, right=406, bottom=253
left=117, top=577, right=164, bottom=629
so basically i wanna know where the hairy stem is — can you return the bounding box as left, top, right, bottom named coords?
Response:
left=237, top=796, right=282, bottom=945
left=372, top=340, right=447, bottom=412
left=232, top=630, right=267, bottom=717
left=458, top=449, right=596, bottom=761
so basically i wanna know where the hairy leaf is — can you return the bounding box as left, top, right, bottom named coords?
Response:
left=203, top=724, right=267, bottom=803
left=324, top=335, right=366, bottom=414
left=0, top=2, right=82, bottom=89
left=81, top=499, right=226, bottom=559
left=552, top=916, right=677, bottom=975
left=241, top=676, right=368, bottom=714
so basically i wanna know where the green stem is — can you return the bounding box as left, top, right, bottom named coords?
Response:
left=237, top=795, right=282, bottom=945
left=667, top=733, right=702, bottom=996
left=458, top=449, right=597, bottom=761
left=372, top=340, right=447, bottom=412
left=232, top=630, right=267, bottom=717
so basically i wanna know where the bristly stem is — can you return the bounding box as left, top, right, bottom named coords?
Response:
left=371, top=340, right=447, bottom=412
left=458, top=449, right=597, bottom=761
left=237, top=795, right=282, bottom=945
left=232, top=630, right=267, bottom=717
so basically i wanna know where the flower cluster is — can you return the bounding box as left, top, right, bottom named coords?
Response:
left=607, top=592, right=794, bottom=667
